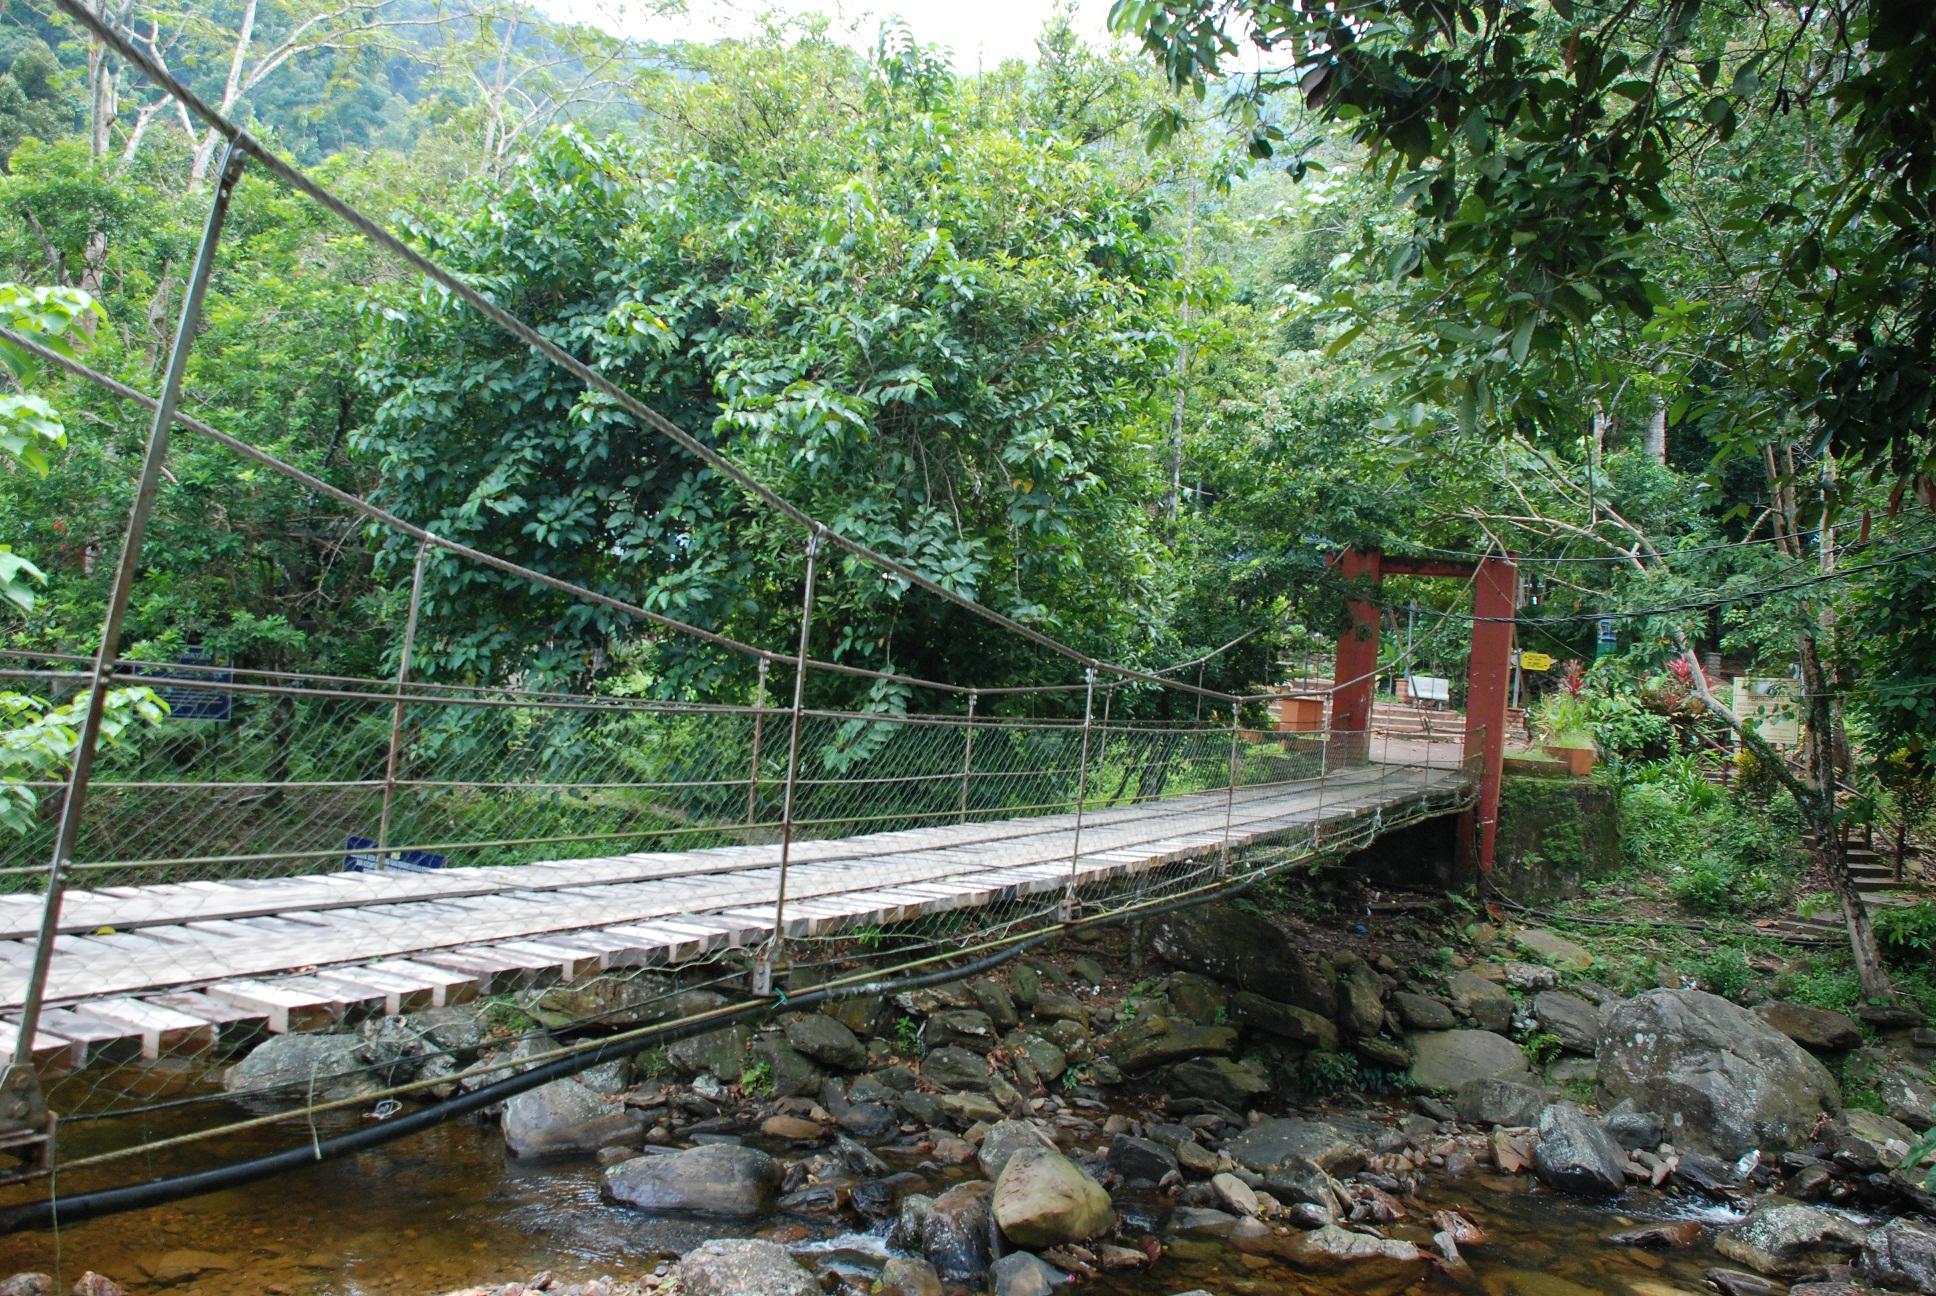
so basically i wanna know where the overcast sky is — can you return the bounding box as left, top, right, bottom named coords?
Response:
left=546, top=0, right=1122, bottom=69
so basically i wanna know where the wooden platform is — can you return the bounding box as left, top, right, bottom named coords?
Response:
left=0, top=762, right=1470, bottom=1069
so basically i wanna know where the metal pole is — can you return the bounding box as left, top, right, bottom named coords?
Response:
left=1220, top=702, right=1241, bottom=876
left=958, top=690, right=977, bottom=824
left=745, top=658, right=769, bottom=826
left=5, top=144, right=246, bottom=1133
left=756, top=528, right=822, bottom=995
left=377, top=537, right=431, bottom=866
left=1060, top=668, right=1097, bottom=923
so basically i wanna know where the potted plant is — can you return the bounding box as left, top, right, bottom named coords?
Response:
left=1535, top=678, right=1598, bottom=775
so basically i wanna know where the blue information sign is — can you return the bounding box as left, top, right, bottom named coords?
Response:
left=345, top=835, right=448, bottom=873
left=136, top=646, right=232, bottom=721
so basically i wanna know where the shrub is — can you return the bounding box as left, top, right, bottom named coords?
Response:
left=1300, top=1051, right=1359, bottom=1094
left=1692, top=946, right=1752, bottom=998
left=1874, top=901, right=1936, bottom=964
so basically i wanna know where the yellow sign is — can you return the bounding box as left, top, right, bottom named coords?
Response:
left=1519, top=652, right=1553, bottom=672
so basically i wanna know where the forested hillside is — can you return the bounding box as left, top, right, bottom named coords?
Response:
left=3, top=0, right=1934, bottom=988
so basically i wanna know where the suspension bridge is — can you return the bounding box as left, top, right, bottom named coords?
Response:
left=0, top=0, right=1528, bottom=1222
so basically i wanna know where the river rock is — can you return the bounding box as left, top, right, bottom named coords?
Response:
left=1828, top=1109, right=1918, bottom=1172
left=926, top=1009, right=1000, bottom=1054
left=601, top=1144, right=780, bottom=1217
left=666, top=1024, right=749, bottom=1082
left=1600, top=990, right=1840, bottom=1157
left=1230, top=991, right=1340, bottom=1048
left=1754, top=1002, right=1862, bottom=1053
left=1110, top=1016, right=1238, bottom=1073
left=971, top=980, right=1021, bottom=1032
left=1861, top=1216, right=1936, bottom=1293
left=224, top=1033, right=381, bottom=1103
left=1393, top=992, right=1457, bottom=1031
left=1531, top=1102, right=1626, bottom=1196
left=922, top=1181, right=994, bottom=1279
left=785, top=1015, right=868, bottom=1070
left=922, top=1045, right=991, bottom=1091
left=1107, top=1134, right=1178, bottom=1183
left=1408, top=1029, right=1531, bottom=1090
left=0, top=1276, right=50, bottom=1296
left=1227, top=1118, right=1366, bottom=1175
left=1286, top=1224, right=1425, bottom=1279
left=940, top=1092, right=1004, bottom=1125
left=1165, top=973, right=1227, bottom=1025
left=750, top=1036, right=821, bottom=1097
left=1005, top=1031, right=1067, bottom=1084
left=1449, top=971, right=1514, bottom=1033
left=1534, top=991, right=1603, bottom=1055
left=1168, top=1206, right=1239, bottom=1236
left=1032, top=991, right=1088, bottom=1027
left=1455, top=1077, right=1547, bottom=1128
left=677, top=1239, right=819, bottom=1296
left=1603, top=1101, right=1665, bottom=1151
left=878, top=1257, right=943, bottom=1296
left=1517, top=929, right=1593, bottom=971
left=1167, top=1056, right=1270, bottom=1108
left=1212, top=1171, right=1260, bottom=1216
left=990, top=1252, right=1064, bottom=1296
left=1354, top=1036, right=1411, bottom=1069
left=1714, top=1197, right=1868, bottom=1276
left=979, top=1119, right=1057, bottom=1178
left=992, top=1145, right=1113, bottom=1247
left=1009, top=965, right=1040, bottom=1006
left=501, top=1078, right=645, bottom=1156
left=69, top=1277, right=121, bottom=1296
left=838, top=1100, right=899, bottom=1139
left=1338, top=963, right=1386, bottom=1038
left=1149, top=900, right=1337, bottom=1016
left=1884, top=1069, right=1936, bottom=1131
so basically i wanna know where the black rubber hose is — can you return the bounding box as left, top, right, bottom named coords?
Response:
left=0, top=868, right=1278, bottom=1234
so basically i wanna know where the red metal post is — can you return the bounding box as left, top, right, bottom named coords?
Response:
left=1330, top=548, right=1382, bottom=765
left=1459, top=553, right=1517, bottom=881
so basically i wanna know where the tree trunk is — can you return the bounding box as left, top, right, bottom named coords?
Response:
left=1798, top=632, right=1894, bottom=1002
left=1645, top=398, right=1667, bottom=464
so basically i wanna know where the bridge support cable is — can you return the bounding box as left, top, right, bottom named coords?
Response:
left=1058, top=668, right=1098, bottom=923
left=758, top=529, right=825, bottom=997
left=2, top=145, right=247, bottom=1154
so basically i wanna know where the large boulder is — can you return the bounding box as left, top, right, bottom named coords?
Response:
left=1533, top=992, right=1603, bottom=1055
left=676, top=1240, right=819, bottom=1296
left=1517, top=929, right=1593, bottom=971
left=922, top=1181, right=994, bottom=1279
left=1448, top=971, right=1514, bottom=1033
left=1531, top=1102, right=1627, bottom=1196
left=224, top=1034, right=380, bottom=1104
left=1883, top=1069, right=1936, bottom=1131
left=1167, top=1056, right=1271, bottom=1109
left=1599, top=990, right=1841, bottom=1157
left=1230, top=992, right=1339, bottom=1048
left=785, top=1015, right=867, bottom=1070
left=1226, top=1118, right=1367, bottom=1176
left=1337, top=963, right=1386, bottom=1038
left=749, top=1036, right=821, bottom=1098
left=601, top=1145, right=781, bottom=1217
left=1109, top=1016, right=1238, bottom=1074
left=1862, top=1217, right=1936, bottom=1293
left=1455, top=1078, right=1547, bottom=1128
left=1393, top=992, right=1457, bottom=1031
left=991, top=1146, right=1114, bottom=1248
left=501, top=1079, right=645, bottom=1156
left=1407, top=1030, right=1530, bottom=1090
left=1149, top=900, right=1337, bottom=1016
left=666, top=1024, right=750, bottom=1082
left=921, top=1045, right=991, bottom=1091
left=1753, top=1002, right=1862, bottom=1053
left=1003, top=1031, right=1067, bottom=1085
left=1715, top=1197, right=1868, bottom=1276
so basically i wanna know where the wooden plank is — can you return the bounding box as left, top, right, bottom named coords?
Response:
left=22, top=1010, right=130, bottom=1069
left=143, top=991, right=268, bottom=1050
left=202, top=980, right=339, bottom=1033
left=70, top=997, right=216, bottom=1059
left=362, top=960, right=480, bottom=1006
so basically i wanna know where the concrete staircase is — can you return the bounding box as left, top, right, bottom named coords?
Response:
left=1763, top=834, right=1924, bottom=944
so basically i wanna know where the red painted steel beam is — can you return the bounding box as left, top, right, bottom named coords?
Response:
left=1330, top=548, right=1382, bottom=765
left=1459, top=554, right=1517, bottom=880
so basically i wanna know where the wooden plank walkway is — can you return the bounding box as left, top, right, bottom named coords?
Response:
left=0, top=762, right=1470, bottom=1069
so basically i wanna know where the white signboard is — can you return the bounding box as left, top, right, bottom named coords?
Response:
left=1406, top=675, right=1451, bottom=703
left=1732, top=676, right=1800, bottom=748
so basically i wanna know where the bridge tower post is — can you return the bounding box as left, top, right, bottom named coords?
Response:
left=1458, top=553, right=1517, bottom=885
left=1329, top=548, right=1383, bottom=766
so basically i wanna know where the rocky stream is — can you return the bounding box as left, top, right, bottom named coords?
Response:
left=5, top=899, right=1936, bottom=1296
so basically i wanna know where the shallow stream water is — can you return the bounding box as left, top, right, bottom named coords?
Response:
left=0, top=1103, right=1765, bottom=1296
